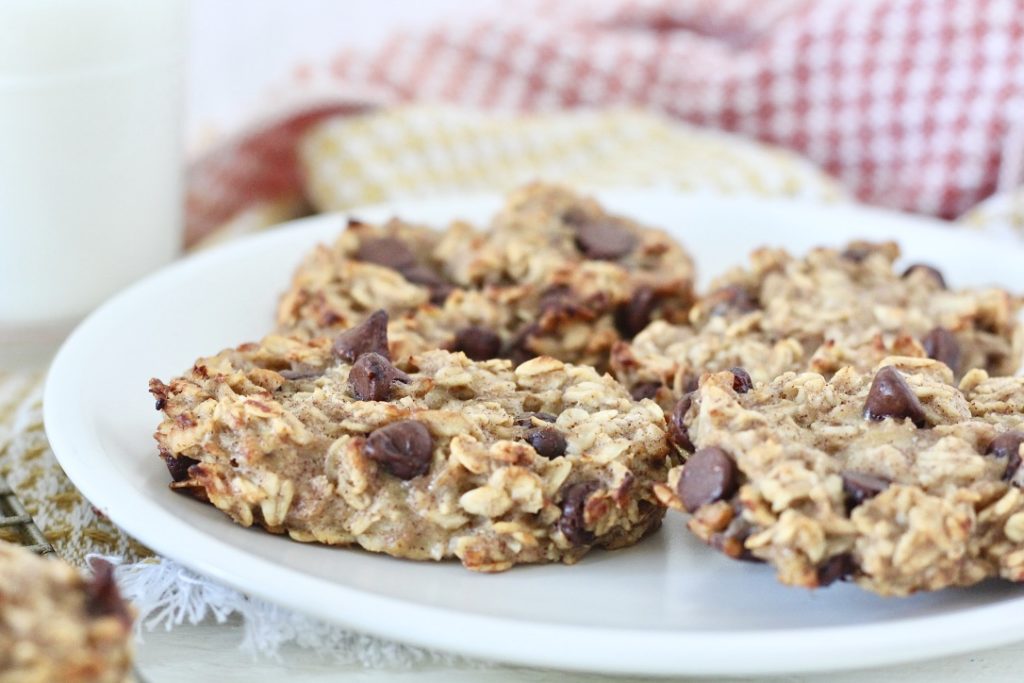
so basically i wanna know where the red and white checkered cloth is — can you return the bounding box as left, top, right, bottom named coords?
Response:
left=187, top=0, right=1024, bottom=245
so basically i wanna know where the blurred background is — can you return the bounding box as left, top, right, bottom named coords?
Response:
left=4, top=0, right=1024, bottom=367
left=185, top=0, right=1024, bottom=250
left=187, top=0, right=498, bottom=151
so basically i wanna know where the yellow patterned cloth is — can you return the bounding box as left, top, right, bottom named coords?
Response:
left=0, top=372, right=148, bottom=565
left=300, top=107, right=843, bottom=213
left=0, top=105, right=1010, bottom=571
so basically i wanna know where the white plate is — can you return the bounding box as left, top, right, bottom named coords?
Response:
left=46, top=191, right=1024, bottom=677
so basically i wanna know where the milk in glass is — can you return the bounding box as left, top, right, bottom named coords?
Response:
left=0, top=0, right=186, bottom=367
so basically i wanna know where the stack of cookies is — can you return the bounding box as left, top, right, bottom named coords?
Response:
left=152, top=183, right=1024, bottom=597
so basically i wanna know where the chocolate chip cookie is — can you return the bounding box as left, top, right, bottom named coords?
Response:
left=276, top=183, right=696, bottom=370
left=656, top=358, right=1024, bottom=595
left=612, top=241, right=1022, bottom=406
left=151, top=311, right=670, bottom=572
left=0, top=543, right=133, bottom=683
left=488, top=182, right=696, bottom=342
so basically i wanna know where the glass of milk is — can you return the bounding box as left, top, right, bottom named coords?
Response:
left=0, top=0, right=186, bottom=369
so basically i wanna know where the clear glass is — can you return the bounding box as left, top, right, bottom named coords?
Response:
left=0, top=0, right=187, bottom=369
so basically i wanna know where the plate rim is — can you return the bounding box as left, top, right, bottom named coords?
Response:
left=44, top=190, right=1024, bottom=676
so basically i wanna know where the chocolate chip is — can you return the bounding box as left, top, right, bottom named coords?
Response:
left=504, top=323, right=540, bottom=365
left=526, top=427, right=567, bottom=459
left=817, top=553, right=856, bottom=587
left=668, top=395, right=695, bottom=454
left=842, top=471, right=890, bottom=512
left=399, top=263, right=439, bottom=284
left=452, top=326, right=502, bottom=360
left=363, top=420, right=434, bottom=479
left=150, top=380, right=169, bottom=411
left=558, top=481, right=600, bottom=545
left=562, top=207, right=590, bottom=226
left=573, top=219, right=638, bottom=260
left=730, top=367, right=753, bottom=394
left=922, top=327, right=961, bottom=373
left=514, top=411, right=558, bottom=428
left=863, top=366, right=928, bottom=427
left=901, top=263, right=947, bottom=289
left=987, top=431, right=1024, bottom=482
left=426, top=285, right=454, bottom=305
left=614, top=286, right=657, bottom=338
left=630, top=382, right=662, bottom=401
left=709, top=516, right=763, bottom=563
left=161, top=453, right=199, bottom=482
left=333, top=309, right=390, bottom=362
left=841, top=245, right=873, bottom=263
left=348, top=352, right=409, bottom=401
left=84, top=560, right=133, bottom=629
left=354, top=236, right=417, bottom=270
left=279, top=367, right=323, bottom=381
left=706, top=285, right=757, bottom=316
left=677, top=446, right=737, bottom=512
left=400, top=263, right=454, bottom=304
left=538, top=285, right=577, bottom=316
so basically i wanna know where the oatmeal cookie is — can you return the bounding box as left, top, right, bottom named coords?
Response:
left=612, top=241, right=1022, bottom=405
left=151, top=311, right=670, bottom=572
left=656, top=357, right=1024, bottom=596
left=276, top=183, right=696, bottom=370
left=0, top=543, right=134, bottom=683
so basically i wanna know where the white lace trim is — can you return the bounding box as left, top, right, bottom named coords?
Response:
left=94, top=555, right=475, bottom=667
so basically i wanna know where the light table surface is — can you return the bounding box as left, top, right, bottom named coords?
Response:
left=136, top=618, right=1022, bottom=682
